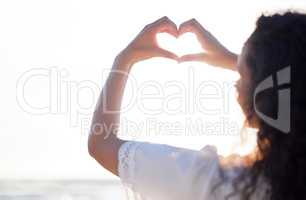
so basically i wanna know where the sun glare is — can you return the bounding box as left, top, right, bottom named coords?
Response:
left=157, top=32, right=203, bottom=57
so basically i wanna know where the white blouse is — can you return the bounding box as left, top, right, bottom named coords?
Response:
left=118, top=141, right=267, bottom=200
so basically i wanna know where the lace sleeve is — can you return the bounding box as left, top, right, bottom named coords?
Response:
left=118, top=141, right=144, bottom=188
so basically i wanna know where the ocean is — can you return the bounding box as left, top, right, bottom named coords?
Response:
left=0, top=180, right=128, bottom=200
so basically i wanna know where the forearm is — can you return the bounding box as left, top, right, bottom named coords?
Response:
left=224, top=51, right=238, bottom=71
left=88, top=51, right=132, bottom=175
left=92, top=54, right=131, bottom=134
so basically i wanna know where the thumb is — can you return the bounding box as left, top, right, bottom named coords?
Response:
left=178, top=53, right=207, bottom=63
left=153, top=48, right=179, bottom=60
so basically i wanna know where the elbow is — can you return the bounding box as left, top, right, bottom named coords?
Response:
left=87, top=132, right=112, bottom=161
left=87, top=134, right=98, bottom=158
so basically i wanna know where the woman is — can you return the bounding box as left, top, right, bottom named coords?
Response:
left=88, top=12, right=306, bottom=200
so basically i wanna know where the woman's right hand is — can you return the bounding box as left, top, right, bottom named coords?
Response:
left=178, top=19, right=238, bottom=71
left=117, top=16, right=179, bottom=67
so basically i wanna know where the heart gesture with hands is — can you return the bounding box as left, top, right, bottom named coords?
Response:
left=119, top=16, right=237, bottom=71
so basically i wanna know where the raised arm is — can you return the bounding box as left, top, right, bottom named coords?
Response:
left=88, top=17, right=178, bottom=176
left=178, top=19, right=238, bottom=71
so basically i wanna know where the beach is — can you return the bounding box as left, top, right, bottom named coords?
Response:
left=0, top=180, right=127, bottom=200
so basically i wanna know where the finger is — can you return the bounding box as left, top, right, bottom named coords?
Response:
left=178, top=53, right=207, bottom=63
left=157, top=21, right=178, bottom=37
left=151, top=16, right=178, bottom=37
left=153, top=48, right=179, bottom=60
left=179, top=19, right=199, bottom=34
left=142, top=16, right=168, bottom=32
left=179, top=19, right=208, bottom=38
left=146, top=16, right=170, bottom=29
left=151, top=16, right=170, bottom=25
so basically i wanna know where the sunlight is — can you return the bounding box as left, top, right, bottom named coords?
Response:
left=157, top=32, right=203, bottom=57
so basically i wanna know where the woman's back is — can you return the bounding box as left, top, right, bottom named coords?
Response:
left=118, top=141, right=269, bottom=200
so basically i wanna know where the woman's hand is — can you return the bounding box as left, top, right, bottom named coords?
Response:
left=118, top=16, right=179, bottom=66
left=178, top=19, right=238, bottom=71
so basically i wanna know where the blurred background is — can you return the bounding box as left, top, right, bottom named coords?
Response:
left=0, top=0, right=305, bottom=199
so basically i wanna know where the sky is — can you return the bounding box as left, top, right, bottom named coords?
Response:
left=0, top=0, right=305, bottom=180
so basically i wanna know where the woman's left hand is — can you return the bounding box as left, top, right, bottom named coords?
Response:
left=118, top=16, right=179, bottom=66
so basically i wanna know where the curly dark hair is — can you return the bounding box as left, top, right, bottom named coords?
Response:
left=231, top=11, right=306, bottom=200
